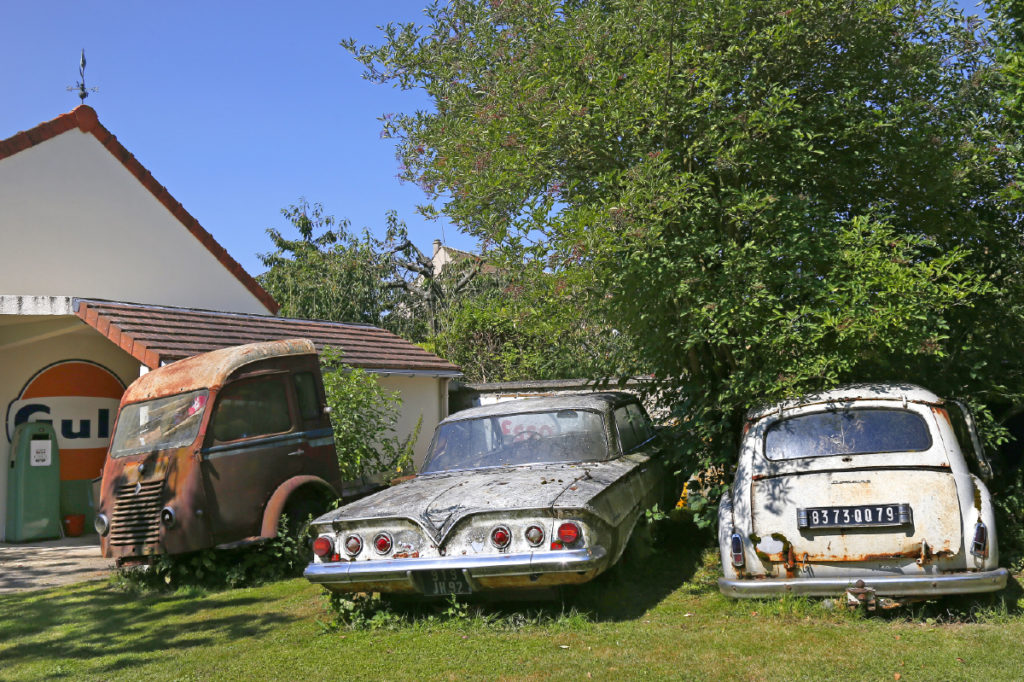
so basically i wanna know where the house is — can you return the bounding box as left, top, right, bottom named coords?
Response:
left=0, top=107, right=459, bottom=541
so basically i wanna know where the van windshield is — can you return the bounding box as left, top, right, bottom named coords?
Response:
left=110, top=390, right=209, bottom=458
left=765, top=408, right=932, bottom=461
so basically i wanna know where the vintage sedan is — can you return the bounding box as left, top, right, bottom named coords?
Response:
left=718, top=383, right=1008, bottom=607
left=304, top=393, right=667, bottom=597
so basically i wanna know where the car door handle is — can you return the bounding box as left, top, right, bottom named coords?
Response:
left=287, top=449, right=304, bottom=457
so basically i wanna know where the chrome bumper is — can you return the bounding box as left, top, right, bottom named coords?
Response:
left=719, top=567, right=1009, bottom=598
left=304, top=546, right=608, bottom=591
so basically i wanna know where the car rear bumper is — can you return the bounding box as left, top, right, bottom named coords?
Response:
left=304, top=546, right=609, bottom=593
left=719, top=567, right=1009, bottom=598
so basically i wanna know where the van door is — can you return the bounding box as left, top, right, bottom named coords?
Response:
left=200, top=371, right=304, bottom=544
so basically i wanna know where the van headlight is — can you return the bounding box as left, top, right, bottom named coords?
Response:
left=94, top=513, right=110, bottom=536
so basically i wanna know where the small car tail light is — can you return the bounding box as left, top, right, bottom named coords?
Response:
left=313, top=536, right=334, bottom=559
left=730, top=532, right=745, bottom=567
left=373, top=532, right=393, bottom=555
left=557, top=522, right=581, bottom=545
left=344, top=534, right=363, bottom=556
left=525, top=525, right=544, bottom=546
left=970, top=522, right=989, bottom=558
left=491, top=525, right=512, bottom=549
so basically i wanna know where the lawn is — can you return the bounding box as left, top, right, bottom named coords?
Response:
left=3, top=531, right=1024, bottom=681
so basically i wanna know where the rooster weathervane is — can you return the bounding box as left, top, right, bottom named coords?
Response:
left=68, top=49, right=98, bottom=104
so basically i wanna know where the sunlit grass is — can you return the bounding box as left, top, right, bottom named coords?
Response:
left=3, top=528, right=1024, bottom=681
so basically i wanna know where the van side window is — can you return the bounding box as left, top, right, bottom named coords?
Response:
left=211, top=378, right=291, bottom=442
left=293, top=372, right=321, bottom=421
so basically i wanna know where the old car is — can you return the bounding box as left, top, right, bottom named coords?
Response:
left=718, top=383, right=1008, bottom=606
left=304, top=392, right=667, bottom=596
left=94, top=339, right=342, bottom=564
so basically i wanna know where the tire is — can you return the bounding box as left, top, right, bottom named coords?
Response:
left=283, top=493, right=328, bottom=540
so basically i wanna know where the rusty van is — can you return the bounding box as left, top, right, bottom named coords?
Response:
left=718, top=383, right=1008, bottom=606
left=94, top=339, right=342, bottom=564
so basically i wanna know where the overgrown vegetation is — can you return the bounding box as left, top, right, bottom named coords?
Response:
left=319, top=346, right=419, bottom=481
left=343, top=0, right=1024, bottom=527
left=114, top=517, right=310, bottom=592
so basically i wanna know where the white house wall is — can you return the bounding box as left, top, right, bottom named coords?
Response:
left=0, top=129, right=269, bottom=314
left=376, top=375, right=449, bottom=470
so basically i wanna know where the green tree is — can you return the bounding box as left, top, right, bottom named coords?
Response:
left=257, top=199, right=402, bottom=327
left=320, top=347, right=420, bottom=481
left=429, top=262, right=637, bottom=382
left=346, top=0, right=1021, bottom=484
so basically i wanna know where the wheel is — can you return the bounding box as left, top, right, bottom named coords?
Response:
left=283, top=494, right=328, bottom=540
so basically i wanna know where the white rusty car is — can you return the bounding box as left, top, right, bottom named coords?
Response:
left=304, top=393, right=667, bottom=597
left=718, top=383, right=1008, bottom=606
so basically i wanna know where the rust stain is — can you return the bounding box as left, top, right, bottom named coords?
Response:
left=97, top=340, right=342, bottom=565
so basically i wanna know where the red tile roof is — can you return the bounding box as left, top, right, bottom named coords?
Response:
left=0, top=107, right=279, bottom=314
left=75, top=299, right=461, bottom=375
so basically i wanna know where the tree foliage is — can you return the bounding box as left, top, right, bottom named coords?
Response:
left=257, top=199, right=402, bottom=328
left=346, top=0, right=1022, bottom=485
left=428, top=262, right=636, bottom=382
left=320, top=346, right=420, bottom=481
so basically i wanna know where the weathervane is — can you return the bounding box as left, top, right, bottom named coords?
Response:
left=67, top=49, right=98, bottom=104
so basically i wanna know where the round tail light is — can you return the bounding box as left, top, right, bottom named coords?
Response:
left=491, top=525, right=512, bottom=548
left=344, top=534, right=363, bottom=556
left=373, top=532, right=393, bottom=555
left=557, top=522, right=581, bottom=545
left=313, top=536, right=334, bottom=559
left=525, top=525, right=544, bottom=546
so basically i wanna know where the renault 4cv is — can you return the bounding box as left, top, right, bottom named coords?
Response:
left=718, top=383, right=1007, bottom=607
left=94, top=339, right=341, bottom=565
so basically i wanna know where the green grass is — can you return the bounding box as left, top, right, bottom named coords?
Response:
left=4, top=527, right=1024, bottom=681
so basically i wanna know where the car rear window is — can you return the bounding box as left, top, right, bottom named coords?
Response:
left=764, top=408, right=932, bottom=461
left=421, top=409, right=610, bottom=473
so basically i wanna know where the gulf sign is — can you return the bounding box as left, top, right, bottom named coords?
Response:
left=5, top=360, right=126, bottom=481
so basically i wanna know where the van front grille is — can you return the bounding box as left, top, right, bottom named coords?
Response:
left=109, top=479, right=164, bottom=547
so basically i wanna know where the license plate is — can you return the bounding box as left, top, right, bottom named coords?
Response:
left=415, top=569, right=473, bottom=596
left=797, top=503, right=912, bottom=530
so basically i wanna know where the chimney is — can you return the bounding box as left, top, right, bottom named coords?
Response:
left=433, top=239, right=442, bottom=257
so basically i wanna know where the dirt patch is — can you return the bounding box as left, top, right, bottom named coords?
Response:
left=0, top=535, right=113, bottom=593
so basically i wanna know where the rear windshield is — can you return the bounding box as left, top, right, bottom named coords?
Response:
left=421, top=409, right=609, bottom=474
left=764, top=408, right=932, bottom=461
left=110, top=390, right=209, bottom=458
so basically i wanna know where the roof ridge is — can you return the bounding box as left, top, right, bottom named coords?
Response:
left=0, top=108, right=278, bottom=314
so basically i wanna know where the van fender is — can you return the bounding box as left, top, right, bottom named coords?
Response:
left=260, top=475, right=338, bottom=539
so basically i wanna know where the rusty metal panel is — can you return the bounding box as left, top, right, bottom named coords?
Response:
left=121, top=339, right=315, bottom=403
left=750, top=470, right=962, bottom=565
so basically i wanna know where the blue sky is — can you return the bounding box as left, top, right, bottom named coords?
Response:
left=0, top=1, right=467, bottom=278
left=1, top=1, right=989, bottom=280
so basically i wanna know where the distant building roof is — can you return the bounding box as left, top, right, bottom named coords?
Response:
left=75, top=298, right=461, bottom=376
left=0, top=106, right=278, bottom=313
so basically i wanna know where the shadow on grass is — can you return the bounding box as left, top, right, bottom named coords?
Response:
left=363, top=517, right=713, bottom=626
left=0, top=583, right=300, bottom=675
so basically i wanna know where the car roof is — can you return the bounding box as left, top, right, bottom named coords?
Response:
left=442, top=392, right=638, bottom=423
left=746, top=382, right=944, bottom=421
left=121, top=338, right=315, bottom=404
